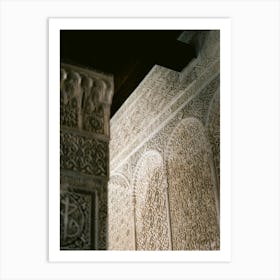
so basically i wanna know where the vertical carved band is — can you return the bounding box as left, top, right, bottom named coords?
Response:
left=60, top=64, right=114, bottom=250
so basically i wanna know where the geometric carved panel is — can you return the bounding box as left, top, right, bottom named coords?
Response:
left=60, top=190, right=94, bottom=250
left=60, top=130, right=108, bottom=177
left=166, top=117, right=220, bottom=250
left=134, top=150, right=170, bottom=250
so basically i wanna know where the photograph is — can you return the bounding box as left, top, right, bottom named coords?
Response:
left=1, top=0, right=279, bottom=278
left=59, top=29, right=221, bottom=251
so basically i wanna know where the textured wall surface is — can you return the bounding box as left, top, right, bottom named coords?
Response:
left=108, top=30, right=220, bottom=250
left=60, top=64, right=113, bottom=250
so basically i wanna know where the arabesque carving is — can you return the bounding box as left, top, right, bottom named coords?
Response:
left=165, top=117, right=219, bottom=250
left=60, top=130, right=108, bottom=178
left=108, top=174, right=134, bottom=250
left=133, top=151, right=170, bottom=250
left=108, top=31, right=220, bottom=251
left=60, top=63, right=113, bottom=250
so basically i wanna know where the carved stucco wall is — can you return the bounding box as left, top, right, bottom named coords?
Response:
left=108, top=30, right=220, bottom=250
left=108, top=174, right=135, bottom=250
left=133, top=151, right=171, bottom=250
left=166, top=117, right=219, bottom=250
left=60, top=64, right=113, bottom=250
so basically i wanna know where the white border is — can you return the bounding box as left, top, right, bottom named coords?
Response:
left=49, top=18, right=231, bottom=262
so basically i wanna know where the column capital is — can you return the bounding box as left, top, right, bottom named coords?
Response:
left=60, top=63, right=114, bottom=136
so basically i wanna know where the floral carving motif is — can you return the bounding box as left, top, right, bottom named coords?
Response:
left=60, top=130, right=108, bottom=177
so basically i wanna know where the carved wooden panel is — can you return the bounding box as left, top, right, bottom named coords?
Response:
left=60, top=64, right=113, bottom=250
left=60, top=130, right=108, bottom=178
left=166, top=117, right=220, bottom=250
left=133, top=151, right=170, bottom=250
left=108, top=175, right=134, bottom=250
left=60, top=189, right=95, bottom=250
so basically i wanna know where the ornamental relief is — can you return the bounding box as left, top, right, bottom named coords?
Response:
left=108, top=174, right=134, bottom=250
left=165, top=117, right=220, bottom=250
left=60, top=130, right=108, bottom=177
left=206, top=89, right=220, bottom=196
left=60, top=67, right=112, bottom=134
left=97, top=184, right=108, bottom=250
left=181, top=74, right=220, bottom=124
left=110, top=60, right=220, bottom=170
left=110, top=66, right=180, bottom=160
left=60, top=190, right=92, bottom=250
left=60, top=70, right=80, bottom=128
left=133, top=151, right=170, bottom=250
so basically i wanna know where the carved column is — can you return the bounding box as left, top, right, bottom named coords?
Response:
left=60, top=63, right=114, bottom=250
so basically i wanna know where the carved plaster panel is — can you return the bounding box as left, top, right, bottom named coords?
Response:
left=133, top=151, right=170, bottom=250
left=166, top=117, right=219, bottom=250
left=109, top=31, right=220, bottom=251
left=110, top=66, right=180, bottom=160
left=182, top=74, right=220, bottom=124
left=108, top=174, right=134, bottom=250
left=110, top=60, right=220, bottom=171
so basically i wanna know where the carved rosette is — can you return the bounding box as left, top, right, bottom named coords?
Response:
left=60, top=64, right=113, bottom=250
